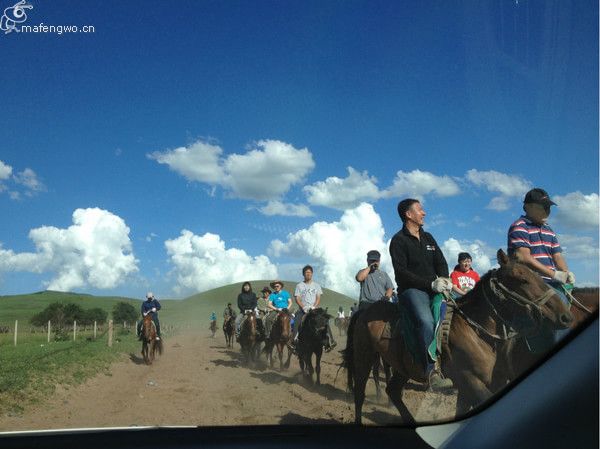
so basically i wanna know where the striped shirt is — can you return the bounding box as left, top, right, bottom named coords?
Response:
left=507, top=215, right=562, bottom=280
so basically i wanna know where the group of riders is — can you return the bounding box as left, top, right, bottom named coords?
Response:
left=139, top=188, right=576, bottom=391
left=220, top=266, right=338, bottom=354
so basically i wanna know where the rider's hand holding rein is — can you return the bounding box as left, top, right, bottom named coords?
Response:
left=431, top=277, right=453, bottom=293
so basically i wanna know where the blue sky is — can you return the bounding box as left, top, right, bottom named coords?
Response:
left=0, top=0, right=597, bottom=299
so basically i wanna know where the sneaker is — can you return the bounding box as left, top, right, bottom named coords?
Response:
left=428, top=370, right=453, bottom=391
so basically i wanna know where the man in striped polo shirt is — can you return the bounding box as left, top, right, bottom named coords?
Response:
left=507, top=188, right=574, bottom=346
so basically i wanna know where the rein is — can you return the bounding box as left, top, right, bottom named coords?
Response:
left=447, top=270, right=556, bottom=341
left=563, top=287, right=593, bottom=314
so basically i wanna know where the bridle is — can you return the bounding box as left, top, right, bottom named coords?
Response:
left=448, top=269, right=557, bottom=341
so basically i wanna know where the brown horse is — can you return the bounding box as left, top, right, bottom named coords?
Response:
left=141, top=314, right=163, bottom=365
left=501, top=286, right=599, bottom=381
left=264, top=309, right=293, bottom=370
left=239, top=310, right=261, bottom=365
left=344, top=249, right=573, bottom=424
left=223, top=315, right=235, bottom=348
left=297, top=308, right=333, bottom=385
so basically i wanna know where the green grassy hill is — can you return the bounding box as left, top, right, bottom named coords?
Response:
left=0, top=281, right=356, bottom=327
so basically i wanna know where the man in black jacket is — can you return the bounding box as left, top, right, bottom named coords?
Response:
left=389, top=198, right=453, bottom=390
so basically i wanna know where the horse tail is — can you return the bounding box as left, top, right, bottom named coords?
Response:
left=343, top=310, right=361, bottom=393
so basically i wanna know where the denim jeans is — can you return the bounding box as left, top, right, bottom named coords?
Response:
left=398, top=288, right=435, bottom=373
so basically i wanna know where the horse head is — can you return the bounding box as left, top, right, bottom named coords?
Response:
left=142, top=314, right=156, bottom=341
left=493, top=249, right=573, bottom=333
left=305, top=308, right=332, bottom=347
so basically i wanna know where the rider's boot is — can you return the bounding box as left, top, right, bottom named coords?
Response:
left=428, top=360, right=453, bottom=391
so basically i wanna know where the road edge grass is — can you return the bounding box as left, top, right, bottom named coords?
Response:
left=0, top=329, right=139, bottom=418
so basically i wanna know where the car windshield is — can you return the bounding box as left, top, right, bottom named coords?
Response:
left=0, top=0, right=597, bottom=431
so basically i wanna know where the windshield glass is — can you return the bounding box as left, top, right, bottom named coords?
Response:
left=0, top=0, right=597, bottom=430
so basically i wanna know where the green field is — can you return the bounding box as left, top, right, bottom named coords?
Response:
left=0, top=282, right=355, bottom=414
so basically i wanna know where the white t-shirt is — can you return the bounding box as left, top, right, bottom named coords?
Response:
left=337, top=311, right=345, bottom=318
left=294, top=281, right=322, bottom=308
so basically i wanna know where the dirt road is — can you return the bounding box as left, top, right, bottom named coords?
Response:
left=0, top=331, right=456, bottom=431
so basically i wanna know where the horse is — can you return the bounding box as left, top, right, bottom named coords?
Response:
left=141, top=314, right=163, bottom=365
left=334, top=316, right=350, bottom=336
left=344, top=249, right=574, bottom=424
left=210, top=319, right=217, bottom=338
left=297, top=308, right=333, bottom=385
left=500, top=286, right=599, bottom=381
left=223, top=315, right=235, bottom=348
left=264, top=309, right=293, bottom=370
left=239, top=310, right=261, bottom=365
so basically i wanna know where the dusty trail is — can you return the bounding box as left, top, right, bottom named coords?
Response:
left=0, top=331, right=456, bottom=431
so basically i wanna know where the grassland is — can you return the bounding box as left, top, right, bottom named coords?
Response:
left=0, top=281, right=355, bottom=415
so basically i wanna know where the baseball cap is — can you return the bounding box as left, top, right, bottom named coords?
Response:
left=367, top=250, right=381, bottom=261
left=524, top=188, right=556, bottom=207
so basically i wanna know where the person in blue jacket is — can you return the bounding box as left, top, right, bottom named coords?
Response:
left=138, top=292, right=162, bottom=341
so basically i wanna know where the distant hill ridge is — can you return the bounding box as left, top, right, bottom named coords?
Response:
left=0, top=281, right=356, bottom=326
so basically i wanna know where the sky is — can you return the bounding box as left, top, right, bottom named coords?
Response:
left=0, top=0, right=597, bottom=300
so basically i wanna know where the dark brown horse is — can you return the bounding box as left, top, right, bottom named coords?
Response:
left=501, top=286, right=599, bottom=381
left=223, top=315, right=235, bottom=348
left=297, top=308, right=333, bottom=385
left=264, top=309, right=292, bottom=370
left=344, top=249, right=573, bottom=424
left=239, top=310, right=261, bottom=365
left=141, top=314, right=163, bottom=365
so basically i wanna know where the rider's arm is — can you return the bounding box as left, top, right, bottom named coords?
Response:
left=552, top=252, right=569, bottom=272
left=313, top=293, right=321, bottom=308
left=286, top=293, right=292, bottom=310
left=355, top=266, right=371, bottom=282
left=389, top=236, right=436, bottom=292
left=514, top=247, right=556, bottom=278
left=295, top=295, right=305, bottom=310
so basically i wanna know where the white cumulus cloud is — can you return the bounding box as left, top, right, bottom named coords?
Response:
left=256, top=201, right=314, bottom=217
left=148, top=139, right=314, bottom=201
left=465, top=169, right=532, bottom=211
left=0, top=160, right=13, bottom=179
left=0, top=208, right=138, bottom=291
left=384, top=169, right=460, bottom=200
left=558, top=234, right=599, bottom=260
left=303, top=167, right=382, bottom=210
left=147, top=141, right=225, bottom=184
left=268, top=203, right=393, bottom=297
left=553, top=191, right=599, bottom=230
left=13, top=168, right=46, bottom=195
left=223, top=140, right=315, bottom=200
left=441, top=237, right=495, bottom=275
left=165, top=230, right=278, bottom=295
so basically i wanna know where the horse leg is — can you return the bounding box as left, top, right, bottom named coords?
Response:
left=385, top=372, right=414, bottom=424
left=453, top=371, right=493, bottom=416
left=284, top=345, right=291, bottom=370
left=372, top=357, right=382, bottom=400
left=315, top=348, right=323, bottom=385
left=352, top=345, right=375, bottom=425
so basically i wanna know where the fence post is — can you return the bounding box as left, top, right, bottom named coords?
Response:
left=73, top=320, right=77, bottom=341
left=94, top=321, right=97, bottom=340
left=108, top=320, right=113, bottom=347
left=14, top=320, right=18, bottom=346
left=47, top=320, right=51, bottom=343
